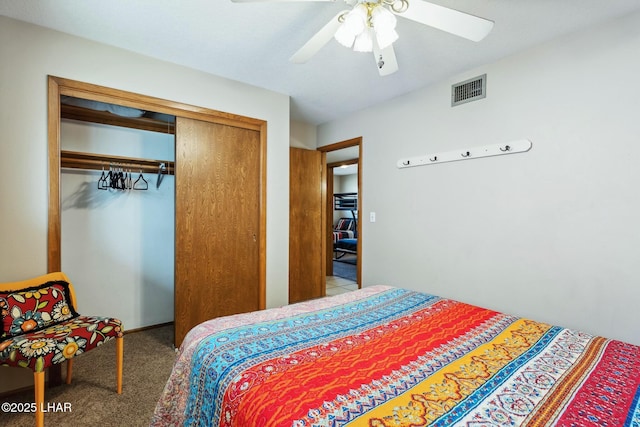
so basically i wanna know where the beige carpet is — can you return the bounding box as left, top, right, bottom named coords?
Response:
left=2, top=325, right=176, bottom=427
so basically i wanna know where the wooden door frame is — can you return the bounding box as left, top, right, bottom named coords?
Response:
left=47, top=76, right=268, bottom=308
left=317, top=137, right=362, bottom=286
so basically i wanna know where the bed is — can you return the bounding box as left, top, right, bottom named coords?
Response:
left=151, top=285, right=640, bottom=426
left=333, top=218, right=356, bottom=243
left=333, top=218, right=357, bottom=260
left=334, top=238, right=357, bottom=257
left=332, top=192, right=357, bottom=258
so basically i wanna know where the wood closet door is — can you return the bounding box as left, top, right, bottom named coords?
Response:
left=174, top=117, right=261, bottom=347
left=289, top=147, right=326, bottom=303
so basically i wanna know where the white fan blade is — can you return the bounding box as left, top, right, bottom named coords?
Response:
left=372, top=41, right=398, bottom=76
left=398, top=0, right=493, bottom=42
left=290, top=10, right=347, bottom=63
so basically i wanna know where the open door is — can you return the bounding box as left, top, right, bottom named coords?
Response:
left=289, top=147, right=326, bottom=303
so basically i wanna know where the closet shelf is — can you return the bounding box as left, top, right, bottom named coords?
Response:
left=61, top=150, right=175, bottom=175
left=61, top=104, right=176, bottom=134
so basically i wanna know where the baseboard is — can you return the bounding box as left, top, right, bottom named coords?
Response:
left=0, top=383, right=35, bottom=399
left=124, top=321, right=173, bottom=335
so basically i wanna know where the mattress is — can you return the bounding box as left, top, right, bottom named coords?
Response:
left=335, top=238, right=357, bottom=253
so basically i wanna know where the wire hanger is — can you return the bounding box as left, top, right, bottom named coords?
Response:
left=157, top=163, right=166, bottom=189
left=133, top=169, right=148, bottom=190
left=106, top=163, right=115, bottom=189
left=109, top=163, right=118, bottom=190
left=124, top=166, right=132, bottom=190
left=98, top=165, right=108, bottom=190
left=113, top=164, right=125, bottom=190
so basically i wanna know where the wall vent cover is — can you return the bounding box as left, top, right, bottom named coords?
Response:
left=451, top=74, right=486, bottom=106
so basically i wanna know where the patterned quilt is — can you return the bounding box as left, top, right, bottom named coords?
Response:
left=151, top=286, right=640, bottom=426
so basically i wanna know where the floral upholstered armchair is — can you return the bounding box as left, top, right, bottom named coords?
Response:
left=0, top=272, right=123, bottom=427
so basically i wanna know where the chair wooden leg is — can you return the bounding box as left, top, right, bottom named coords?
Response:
left=65, top=359, right=74, bottom=384
left=116, top=336, right=123, bottom=394
left=33, top=371, right=45, bottom=427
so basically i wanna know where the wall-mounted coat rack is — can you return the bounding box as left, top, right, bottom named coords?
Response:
left=397, top=139, right=532, bottom=169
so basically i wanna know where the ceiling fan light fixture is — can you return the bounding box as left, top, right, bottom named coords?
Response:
left=334, top=3, right=368, bottom=48
left=343, top=4, right=367, bottom=35
left=371, top=5, right=397, bottom=33
left=353, top=28, right=373, bottom=52
left=375, top=28, right=398, bottom=50
left=334, top=23, right=356, bottom=48
left=371, top=5, right=398, bottom=49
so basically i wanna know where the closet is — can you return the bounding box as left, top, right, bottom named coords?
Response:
left=60, top=96, right=176, bottom=331
left=48, top=76, right=267, bottom=348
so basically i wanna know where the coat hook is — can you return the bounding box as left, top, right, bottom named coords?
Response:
left=402, top=160, right=410, bottom=166
left=500, top=145, right=511, bottom=152
left=430, top=156, right=438, bottom=162
left=461, top=151, right=471, bottom=158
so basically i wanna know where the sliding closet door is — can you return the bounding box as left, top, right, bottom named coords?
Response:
left=174, top=117, right=261, bottom=346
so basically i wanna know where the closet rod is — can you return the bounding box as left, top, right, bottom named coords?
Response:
left=60, top=150, right=174, bottom=175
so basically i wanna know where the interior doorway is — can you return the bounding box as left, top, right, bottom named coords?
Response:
left=317, top=137, right=362, bottom=288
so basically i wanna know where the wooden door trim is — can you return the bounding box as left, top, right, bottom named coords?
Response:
left=319, top=137, right=362, bottom=286
left=48, top=76, right=264, bottom=131
left=47, top=75, right=267, bottom=307
left=258, top=122, right=267, bottom=309
left=317, top=137, right=362, bottom=153
left=47, top=77, right=62, bottom=272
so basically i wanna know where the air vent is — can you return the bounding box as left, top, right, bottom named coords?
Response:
left=451, top=74, right=486, bottom=106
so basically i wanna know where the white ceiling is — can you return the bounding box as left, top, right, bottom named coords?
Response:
left=333, top=164, right=358, bottom=176
left=2, top=0, right=640, bottom=125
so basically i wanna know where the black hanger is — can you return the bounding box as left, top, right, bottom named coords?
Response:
left=156, top=163, right=166, bottom=189
left=98, top=166, right=108, bottom=190
left=110, top=166, right=120, bottom=190
left=114, top=166, right=126, bottom=190
left=109, top=164, right=117, bottom=189
left=125, top=168, right=133, bottom=190
left=133, top=170, right=148, bottom=190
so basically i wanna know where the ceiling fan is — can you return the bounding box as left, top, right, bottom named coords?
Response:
left=231, top=0, right=494, bottom=76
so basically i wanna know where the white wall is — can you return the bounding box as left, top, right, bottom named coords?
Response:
left=0, top=15, right=289, bottom=306
left=290, top=119, right=317, bottom=150
left=0, top=16, right=290, bottom=391
left=333, top=174, right=358, bottom=224
left=334, top=174, right=357, bottom=194
left=318, top=11, right=640, bottom=346
left=61, top=120, right=175, bottom=329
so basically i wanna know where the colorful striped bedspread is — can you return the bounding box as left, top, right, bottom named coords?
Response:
left=151, top=286, right=640, bottom=426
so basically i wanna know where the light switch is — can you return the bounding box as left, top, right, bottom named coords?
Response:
left=370, top=212, right=376, bottom=222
